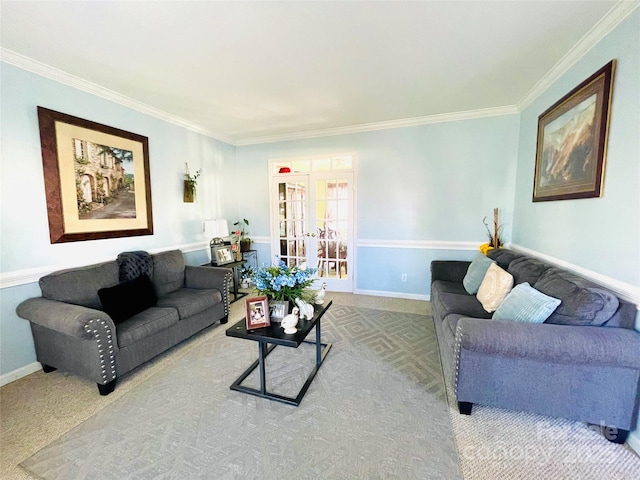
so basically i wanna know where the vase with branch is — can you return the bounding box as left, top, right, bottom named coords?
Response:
left=480, top=208, right=504, bottom=254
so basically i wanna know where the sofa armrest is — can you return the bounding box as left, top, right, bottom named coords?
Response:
left=456, top=317, right=640, bottom=369
left=184, top=265, right=232, bottom=290
left=16, top=297, right=116, bottom=341
left=430, top=260, right=470, bottom=284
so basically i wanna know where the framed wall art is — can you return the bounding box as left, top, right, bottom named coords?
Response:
left=532, top=60, right=615, bottom=202
left=245, top=296, right=270, bottom=330
left=37, top=107, right=153, bottom=243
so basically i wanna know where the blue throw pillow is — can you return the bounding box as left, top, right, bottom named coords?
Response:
left=463, top=253, right=496, bottom=294
left=492, top=282, right=561, bottom=323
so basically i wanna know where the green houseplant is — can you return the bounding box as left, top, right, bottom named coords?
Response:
left=233, top=218, right=252, bottom=251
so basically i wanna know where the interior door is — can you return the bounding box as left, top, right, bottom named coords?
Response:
left=271, top=172, right=354, bottom=292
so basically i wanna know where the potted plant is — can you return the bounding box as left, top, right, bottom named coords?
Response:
left=183, top=165, right=201, bottom=203
left=233, top=218, right=252, bottom=251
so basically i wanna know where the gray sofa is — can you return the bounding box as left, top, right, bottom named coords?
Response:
left=431, top=249, right=640, bottom=444
left=17, top=250, right=232, bottom=395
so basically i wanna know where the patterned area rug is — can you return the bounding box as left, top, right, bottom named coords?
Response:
left=21, top=305, right=461, bottom=479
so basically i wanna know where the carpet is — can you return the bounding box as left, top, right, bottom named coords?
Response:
left=21, top=305, right=462, bottom=479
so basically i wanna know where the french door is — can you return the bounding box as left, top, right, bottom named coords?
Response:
left=270, top=168, right=354, bottom=292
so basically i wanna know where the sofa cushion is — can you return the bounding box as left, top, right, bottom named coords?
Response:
left=434, top=291, right=493, bottom=320
left=534, top=268, right=619, bottom=326
left=98, top=274, right=158, bottom=324
left=507, top=257, right=550, bottom=286
left=40, top=261, right=118, bottom=310
left=431, top=280, right=469, bottom=296
left=487, top=249, right=523, bottom=270
left=477, top=263, right=513, bottom=313
left=116, top=307, right=180, bottom=348
left=463, top=254, right=496, bottom=294
left=152, top=250, right=185, bottom=297
left=156, top=288, right=222, bottom=319
left=493, top=282, right=561, bottom=323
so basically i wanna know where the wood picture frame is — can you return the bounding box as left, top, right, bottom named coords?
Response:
left=37, top=107, right=153, bottom=243
left=245, top=296, right=270, bottom=330
left=532, top=61, right=615, bottom=202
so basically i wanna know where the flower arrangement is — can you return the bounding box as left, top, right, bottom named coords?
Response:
left=233, top=218, right=251, bottom=250
left=480, top=207, right=504, bottom=254
left=253, top=261, right=317, bottom=303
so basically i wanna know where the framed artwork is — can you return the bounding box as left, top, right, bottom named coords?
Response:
left=37, top=107, right=153, bottom=243
left=245, top=296, right=270, bottom=330
left=211, top=245, right=234, bottom=265
left=533, top=60, right=615, bottom=202
left=269, top=300, right=289, bottom=323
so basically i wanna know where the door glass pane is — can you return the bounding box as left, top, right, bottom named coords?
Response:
left=316, top=179, right=349, bottom=280
left=278, top=181, right=307, bottom=268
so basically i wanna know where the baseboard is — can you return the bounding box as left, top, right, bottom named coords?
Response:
left=355, top=289, right=430, bottom=301
left=627, top=430, right=640, bottom=456
left=0, top=362, right=41, bottom=387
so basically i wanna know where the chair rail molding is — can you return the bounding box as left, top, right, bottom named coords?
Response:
left=357, top=239, right=480, bottom=251
left=508, top=243, right=640, bottom=306
left=0, top=241, right=208, bottom=289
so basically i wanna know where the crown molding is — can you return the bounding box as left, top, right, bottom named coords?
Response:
left=235, top=106, right=519, bottom=146
left=0, top=48, right=236, bottom=146
left=517, top=0, right=640, bottom=111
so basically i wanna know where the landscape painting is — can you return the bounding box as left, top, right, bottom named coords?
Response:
left=38, top=107, right=153, bottom=243
left=533, top=60, right=615, bottom=202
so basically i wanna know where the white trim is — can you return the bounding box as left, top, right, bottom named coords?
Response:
left=517, top=1, right=640, bottom=111
left=355, top=289, right=430, bottom=302
left=0, top=242, right=208, bottom=289
left=0, top=48, right=235, bottom=146
left=508, top=243, right=640, bottom=305
left=237, top=106, right=518, bottom=145
left=357, top=239, right=480, bottom=251
left=628, top=430, right=640, bottom=456
left=0, top=362, right=42, bottom=387
left=250, top=236, right=271, bottom=244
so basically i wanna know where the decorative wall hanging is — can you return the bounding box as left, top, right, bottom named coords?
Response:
left=183, top=163, right=201, bottom=203
left=533, top=60, right=615, bottom=202
left=38, top=107, right=153, bottom=243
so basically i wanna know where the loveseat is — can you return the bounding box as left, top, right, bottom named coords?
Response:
left=431, top=248, right=640, bottom=444
left=17, top=250, right=232, bottom=395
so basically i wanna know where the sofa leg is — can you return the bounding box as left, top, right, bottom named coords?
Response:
left=220, top=315, right=228, bottom=325
left=97, top=379, right=116, bottom=396
left=458, top=401, right=473, bottom=415
left=41, top=364, right=57, bottom=373
left=601, top=426, right=629, bottom=444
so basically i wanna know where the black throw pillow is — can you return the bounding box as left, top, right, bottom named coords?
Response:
left=98, top=274, right=157, bottom=324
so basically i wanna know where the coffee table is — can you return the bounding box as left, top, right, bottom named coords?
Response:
left=225, top=300, right=333, bottom=406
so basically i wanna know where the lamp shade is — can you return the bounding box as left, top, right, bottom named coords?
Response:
left=203, top=219, right=229, bottom=238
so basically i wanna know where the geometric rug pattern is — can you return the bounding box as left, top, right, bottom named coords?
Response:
left=21, top=305, right=462, bottom=479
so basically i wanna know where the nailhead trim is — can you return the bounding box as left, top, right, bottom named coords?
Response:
left=84, top=318, right=117, bottom=383
left=223, top=271, right=232, bottom=316
left=453, top=323, right=464, bottom=398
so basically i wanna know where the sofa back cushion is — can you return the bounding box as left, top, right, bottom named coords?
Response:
left=152, top=250, right=185, bottom=297
left=534, top=268, right=619, bottom=326
left=507, top=257, right=550, bottom=286
left=40, top=261, right=119, bottom=310
left=486, top=249, right=522, bottom=270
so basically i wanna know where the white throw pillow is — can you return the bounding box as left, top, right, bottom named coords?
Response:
left=477, top=263, right=514, bottom=313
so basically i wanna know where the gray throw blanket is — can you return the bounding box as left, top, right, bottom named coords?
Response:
left=117, top=251, right=153, bottom=282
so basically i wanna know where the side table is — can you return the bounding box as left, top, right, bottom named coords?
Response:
left=203, top=259, right=246, bottom=303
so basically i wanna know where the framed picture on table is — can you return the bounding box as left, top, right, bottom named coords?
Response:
left=245, top=296, right=270, bottom=330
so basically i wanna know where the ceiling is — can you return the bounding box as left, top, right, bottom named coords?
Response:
left=0, top=1, right=627, bottom=145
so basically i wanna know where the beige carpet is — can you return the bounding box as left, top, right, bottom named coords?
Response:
left=2, top=292, right=639, bottom=479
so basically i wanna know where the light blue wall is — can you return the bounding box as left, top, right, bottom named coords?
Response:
left=236, top=115, right=520, bottom=296
left=512, top=10, right=640, bottom=287
left=0, top=63, right=236, bottom=376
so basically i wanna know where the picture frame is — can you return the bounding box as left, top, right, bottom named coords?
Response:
left=269, top=300, right=289, bottom=323
left=533, top=60, right=615, bottom=202
left=245, top=296, right=270, bottom=330
left=211, top=245, right=234, bottom=265
left=37, top=107, right=153, bottom=243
